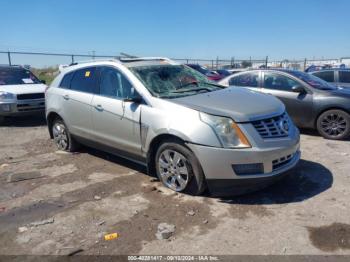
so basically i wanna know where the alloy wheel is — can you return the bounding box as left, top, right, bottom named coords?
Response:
left=157, top=149, right=190, bottom=191
left=320, top=113, right=347, bottom=138
left=52, top=122, right=69, bottom=150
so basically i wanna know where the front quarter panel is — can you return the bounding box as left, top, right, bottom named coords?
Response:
left=142, top=98, right=221, bottom=153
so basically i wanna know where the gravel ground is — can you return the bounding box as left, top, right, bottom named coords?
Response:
left=0, top=115, right=349, bottom=256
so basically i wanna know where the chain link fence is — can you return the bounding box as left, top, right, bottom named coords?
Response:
left=1, top=50, right=350, bottom=72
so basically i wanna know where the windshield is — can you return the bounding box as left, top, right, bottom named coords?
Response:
left=130, top=64, right=224, bottom=98
left=0, top=68, right=41, bottom=85
left=288, top=70, right=337, bottom=90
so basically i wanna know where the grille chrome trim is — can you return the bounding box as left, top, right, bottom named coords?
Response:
left=252, top=113, right=291, bottom=139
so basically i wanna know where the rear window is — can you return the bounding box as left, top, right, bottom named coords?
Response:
left=339, top=71, right=350, bottom=83
left=70, top=67, right=98, bottom=93
left=0, top=68, right=41, bottom=85
left=313, top=71, right=335, bottom=82
left=59, top=71, right=74, bottom=89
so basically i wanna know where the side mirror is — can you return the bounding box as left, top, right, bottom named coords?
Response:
left=291, top=85, right=305, bottom=93
left=123, top=95, right=143, bottom=104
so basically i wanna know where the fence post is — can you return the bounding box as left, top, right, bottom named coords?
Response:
left=265, top=56, right=268, bottom=68
left=304, top=58, right=307, bottom=71
left=216, top=56, right=219, bottom=69
left=211, top=60, right=214, bottom=69
left=7, top=51, right=11, bottom=66
left=71, top=55, right=74, bottom=64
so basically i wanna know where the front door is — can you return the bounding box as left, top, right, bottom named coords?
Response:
left=91, top=66, right=142, bottom=156
left=261, top=72, right=314, bottom=127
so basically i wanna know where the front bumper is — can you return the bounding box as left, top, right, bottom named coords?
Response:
left=187, top=138, right=300, bottom=196
left=0, top=99, right=45, bottom=116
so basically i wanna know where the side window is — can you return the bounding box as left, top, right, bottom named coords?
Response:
left=264, top=73, right=300, bottom=91
left=59, top=71, right=74, bottom=89
left=313, top=71, right=335, bottom=82
left=229, top=72, right=259, bottom=87
left=339, top=71, right=350, bottom=83
left=99, top=67, right=133, bottom=99
left=70, top=67, right=98, bottom=94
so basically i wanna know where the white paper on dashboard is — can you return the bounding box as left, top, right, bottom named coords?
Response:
left=22, top=78, right=34, bottom=84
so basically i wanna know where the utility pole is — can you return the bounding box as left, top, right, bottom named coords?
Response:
left=7, top=51, right=11, bottom=66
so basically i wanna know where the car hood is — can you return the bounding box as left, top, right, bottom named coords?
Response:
left=170, top=87, right=285, bottom=122
left=0, top=84, right=47, bottom=95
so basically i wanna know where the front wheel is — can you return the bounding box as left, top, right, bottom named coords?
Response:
left=316, top=109, right=350, bottom=140
left=155, top=140, right=206, bottom=195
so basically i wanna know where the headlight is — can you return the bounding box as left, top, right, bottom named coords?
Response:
left=200, top=112, right=251, bottom=148
left=0, top=91, right=16, bottom=101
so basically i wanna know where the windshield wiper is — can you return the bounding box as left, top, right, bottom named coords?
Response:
left=171, top=87, right=211, bottom=93
left=176, top=81, right=199, bottom=90
left=199, top=82, right=225, bottom=88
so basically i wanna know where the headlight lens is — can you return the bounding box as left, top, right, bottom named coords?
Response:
left=0, top=91, right=16, bottom=101
left=200, top=112, right=251, bottom=148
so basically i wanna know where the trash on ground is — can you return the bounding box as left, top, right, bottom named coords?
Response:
left=18, top=226, right=28, bottom=233
left=94, top=195, right=102, bottom=200
left=0, top=207, right=6, bottom=213
left=29, top=217, right=54, bottom=227
left=104, top=233, right=118, bottom=241
left=7, top=171, right=43, bottom=183
left=156, top=223, right=175, bottom=240
left=187, top=210, right=195, bottom=216
left=0, top=163, right=9, bottom=169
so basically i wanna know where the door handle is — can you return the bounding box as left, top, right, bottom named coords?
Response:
left=63, top=94, right=70, bottom=100
left=94, top=104, right=104, bottom=111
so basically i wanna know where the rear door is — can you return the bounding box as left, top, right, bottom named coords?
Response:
left=59, top=67, right=98, bottom=138
left=91, top=66, right=142, bottom=156
left=260, top=72, right=314, bottom=127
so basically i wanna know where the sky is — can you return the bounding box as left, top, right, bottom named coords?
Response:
left=0, top=0, right=349, bottom=66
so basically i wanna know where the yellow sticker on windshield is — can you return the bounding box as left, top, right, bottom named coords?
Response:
left=85, top=71, right=91, bottom=77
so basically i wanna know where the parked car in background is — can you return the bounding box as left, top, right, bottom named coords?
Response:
left=219, top=69, right=350, bottom=140
left=185, top=64, right=223, bottom=81
left=214, top=69, right=231, bottom=78
left=46, top=58, right=300, bottom=196
left=310, top=69, right=350, bottom=89
left=0, top=65, right=47, bottom=123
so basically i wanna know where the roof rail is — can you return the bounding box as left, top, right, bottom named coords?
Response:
left=68, top=58, right=121, bottom=66
left=119, top=57, right=173, bottom=63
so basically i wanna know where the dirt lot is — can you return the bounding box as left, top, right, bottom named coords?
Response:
left=0, top=115, right=349, bottom=256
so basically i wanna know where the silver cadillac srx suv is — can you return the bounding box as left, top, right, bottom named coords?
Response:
left=45, top=58, right=300, bottom=196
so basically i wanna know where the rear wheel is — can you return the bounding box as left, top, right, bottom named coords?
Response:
left=155, top=139, right=206, bottom=195
left=52, top=118, right=80, bottom=152
left=317, top=109, right=350, bottom=140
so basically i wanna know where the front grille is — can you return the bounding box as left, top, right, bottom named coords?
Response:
left=17, top=93, right=45, bottom=100
left=273, top=154, right=294, bottom=170
left=252, top=113, right=291, bottom=139
left=17, top=102, right=45, bottom=112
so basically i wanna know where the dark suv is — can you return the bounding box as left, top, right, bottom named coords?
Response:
left=219, top=69, right=350, bottom=140
left=310, top=69, right=350, bottom=89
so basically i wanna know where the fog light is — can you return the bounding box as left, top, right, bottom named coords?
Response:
left=1, top=104, right=11, bottom=112
left=232, top=163, right=264, bottom=175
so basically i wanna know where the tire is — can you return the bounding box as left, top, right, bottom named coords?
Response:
left=0, top=116, right=4, bottom=125
left=155, top=139, right=206, bottom=195
left=52, top=118, right=80, bottom=152
left=316, top=109, right=350, bottom=140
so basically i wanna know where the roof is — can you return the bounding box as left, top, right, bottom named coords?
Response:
left=60, top=57, right=179, bottom=71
